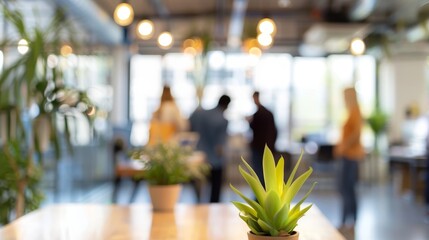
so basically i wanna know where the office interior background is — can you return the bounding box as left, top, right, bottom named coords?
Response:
left=0, top=0, right=429, bottom=239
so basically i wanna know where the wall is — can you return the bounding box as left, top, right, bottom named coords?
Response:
left=386, top=55, right=428, bottom=142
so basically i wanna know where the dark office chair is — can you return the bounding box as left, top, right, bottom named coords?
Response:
left=316, top=144, right=335, bottom=163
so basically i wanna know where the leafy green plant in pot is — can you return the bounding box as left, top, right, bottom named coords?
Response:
left=132, top=142, right=209, bottom=211
left=0, top=4, right=92, bottom=224
left=367, top=110, right=388, bottom=154
left=230, top=146, right=316, bottom=240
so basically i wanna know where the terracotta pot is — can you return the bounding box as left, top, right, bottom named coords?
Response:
left=148, top=184, right=182, bottom=211
left=247, top=231, right=299, bottom=240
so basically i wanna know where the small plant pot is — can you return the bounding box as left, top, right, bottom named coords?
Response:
left=148, top=184, right=182, bottom=211
left=247, top=231, right=299, bottom=240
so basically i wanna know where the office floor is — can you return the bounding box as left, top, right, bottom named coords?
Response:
left=40, top=175, right=429, bottom=240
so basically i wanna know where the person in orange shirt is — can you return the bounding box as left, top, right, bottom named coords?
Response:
left=334, top=87, right=365, bottom=230
left=148, top=86, right=188, bottom=145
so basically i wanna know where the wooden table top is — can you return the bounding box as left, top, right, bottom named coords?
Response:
left=0, top=203, right=345, bottom=240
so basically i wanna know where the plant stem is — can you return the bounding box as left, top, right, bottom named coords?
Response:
left=15, top=180, right=26, bottom=218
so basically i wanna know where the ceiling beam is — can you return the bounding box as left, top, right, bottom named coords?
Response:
left=54, top=0, right=122, bottom=45
left=227, top=0, right=248, bottom=50
left=148, top=0, right=169, bottom=19
left=215, top=0, right=227, bottom=42
left=133, top=8, right=312, bottom=21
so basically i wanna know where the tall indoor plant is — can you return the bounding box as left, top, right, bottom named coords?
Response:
left=132, top=142, right=209, bottom=211
left=230, top=146, right=316, bottom=240
left=0, top=4, right=92, bottom=224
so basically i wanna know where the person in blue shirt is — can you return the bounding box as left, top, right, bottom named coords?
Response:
left=190, top=95, right=231, bottom=202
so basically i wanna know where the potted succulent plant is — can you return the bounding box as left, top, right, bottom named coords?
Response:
left=230, top=146, right=316, bottom=240
left=132, top=142, right=209, bottom=211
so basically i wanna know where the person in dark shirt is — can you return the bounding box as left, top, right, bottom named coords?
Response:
left=247, top=91, right=277, bottom=187
left=190, top=95, right=231, bottom=202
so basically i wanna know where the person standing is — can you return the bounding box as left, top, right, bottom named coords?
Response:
left=148, top=86, right=188, bottom=145
left=248, top=91, right=277, bottom=187
left=189, top=95, right=231, bottom=203
left=334, top=87, right=365, bottom=230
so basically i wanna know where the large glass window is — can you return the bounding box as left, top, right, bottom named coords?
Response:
left=291, top=57, right=328, bottom=141
left=328, top=54, right=376, bottom=146
left=129, top=55, right=163, bottom=145
left=129, top=53, right=376, bottom=148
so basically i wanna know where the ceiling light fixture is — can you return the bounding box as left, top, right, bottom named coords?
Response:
left=257, top=18, right=277, bottom=36
left=60, top=44, right=73, bottom=56
left=350, top=38, right=365, bottom=55
left=113, top=3, right=134, bottom=26
left=257, top=33, right=273, bottom=48
left=243, top=38, right=262, bottom=55
left=249, top=47, right=262, bottom=57
left=158, top=32, right=173, bottom=49
left=182, top=38, right=204, bottom=56
left=136, top=19, right=154, bottom=40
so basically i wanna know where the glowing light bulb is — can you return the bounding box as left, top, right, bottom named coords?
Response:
left=113, top=3, right=134, bottom=26
left=350, top=38, right=366, bottom=55
left=60, top=44, right=73, bottom=56
left=257, top=18, right=276, bottom=36
left=158, top=32, right=173, bottom=49
left=137, top=20, right=154, bottom=40
left=257, top=33, right=273, bottom=48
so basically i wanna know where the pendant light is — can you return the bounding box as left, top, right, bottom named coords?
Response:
left=136, top=19, right=154, bottom=40
left=257, top=18, right=277, bottom=36
left=256, top=17, right=276, bottom=49
left=113, top=2, right=134, bottom=26
left=158, top=32, right=174, bottom=49
left=350, top=38, right=365, bottom=55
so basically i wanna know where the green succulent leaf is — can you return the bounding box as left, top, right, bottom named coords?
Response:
left=264, top=190, right=281, bottom=221
left=285, top=149, right=304, bottom=190
left=263, top=145, right=277, bottom=192
left=275, top=156, right=285, bottom=194
left=290, top=182, right=317, bottom=216
left=239, top=165, right=266, bottom=205
left=230, top=146, right=315, bottom=236
left=284, top=204, right=312, bottom=233
left=257, top=218, right=277, bottom=235
left=230, top=184, right=269, bottom=222
left=282, top=167, right=313, bottom=204
left=247, top=218, right=265, bottom=235
left=239, top=211, right=253, bottom=223
left=273, top=203, right=290, bottom=229
left=232, top=201, right=257, bottom=219
left=241, top=156, right=260, bottom=181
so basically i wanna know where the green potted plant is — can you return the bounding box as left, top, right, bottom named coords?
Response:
left=230, top=146, right=316, bottom=240
left=0, top=4, right=92, bottom=224
left=132, top=142, right=209, bottom=211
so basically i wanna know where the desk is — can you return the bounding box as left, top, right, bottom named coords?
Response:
left=0, top=203, right=345, bottom=240
left=389, top=146, right=427, bottom=199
